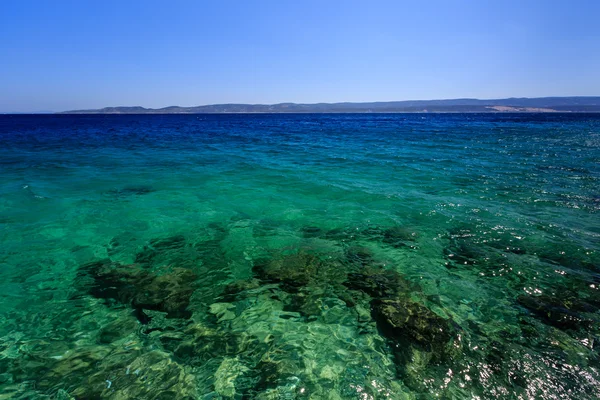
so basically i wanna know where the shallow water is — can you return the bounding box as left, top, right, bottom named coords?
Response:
left=0, top=113, right=599, bottom=399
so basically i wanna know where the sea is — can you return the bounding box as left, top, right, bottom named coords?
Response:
left=0, top=113, right=599, bottom=399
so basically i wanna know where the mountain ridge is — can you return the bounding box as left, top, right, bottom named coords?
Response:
left=58, top=97, right=600, bottom=114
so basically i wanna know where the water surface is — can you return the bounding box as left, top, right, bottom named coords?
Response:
left=0, top=113, right=599, bottom=399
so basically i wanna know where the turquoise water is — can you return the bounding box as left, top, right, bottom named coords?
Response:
left=0, top=113, right=599, bottom=399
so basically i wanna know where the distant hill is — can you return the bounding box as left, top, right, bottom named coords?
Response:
left=59, top=97, right=600, bottom=114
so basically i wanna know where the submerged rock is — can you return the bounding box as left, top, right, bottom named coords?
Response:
left=444, top=239, right=489, bottom=267
left=250, top=250, right=353, bottom=322
left=444, top=225, right=532, bottom=273
left=14, top=346, right=116, bottom=397
left=131, top=268, right=197, bottom=319
left=106, top=185, right=156, bottom=197
left=536, top=246, right=598, bottom=273
left=253, top=251, right=345, bottom=291
left=206, top=247, right=423, bottom=398
left=284, top=287, right=351, bottom=323
left=78, top=260, right=197, bottom=319
left=382, top=226, right=418, bottom=247
left=161, top=322, right=242, bottom=366
left=517, top=293, right=595, bottom=330
left=114, top=350, right=197, bottom=399
left=218, top=245, right=467, bottom=396
left=370, top=297, right=462, bottom=394
left=80, top=260, right=147, bottom=304
left=372, top=298, right=459, bottom=355
left=344, top=245, right=374, bottom=268
left=343, top=263, right=462, bottom=390
left=220, top=279, right=262, bottom=301
left=322, top=227, right=360, bottom=242
left=345, top=267, right=414, bottom=299
left=253, top=252, right=319, bottom=289
left=46, top=349, right=198, bottom=399
left=98, top=317, right=138, bottom=344
left=2, top=332, right=202, bottom=398
left=300, top=226, right=323, bottom=238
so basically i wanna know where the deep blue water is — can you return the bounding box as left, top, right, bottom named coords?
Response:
left=0, top=113, right=599, bottom=399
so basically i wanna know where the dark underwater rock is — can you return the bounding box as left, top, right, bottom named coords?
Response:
left=444, top=239, right=489, bottom=267
left=494, top=245, right=526, bottom=255
left=133, top=307, right=153, bottom=325
left=300, top=226, right=323, bottom=238
left=161, top=323, right=243, bottom=366
left=220, top=279, right=262, bottom=301
left=82, top=260, right=148, bottom=305
left=323, top=227, right=354, bottom=241
left=444, top=225, right=521, bottom=269
left=382, top=226, right=417, bottom=247
left=536, top=246, right=599, bottom=273
left=248, top=250, right=355, bottom=325
left=79, top=260, right=197, bottom=319
left=253, top=252, right=319, bottom=289
left=372, top=298, right=459, bottom=355
left=252, top=360, right=283, bottom=392
left=344, top=245, right=374, bottom=268
left=345, top=267, right=413, bottom=299
left=283, top=287, right=337, bottom=319
left=98, top=318, right=138, bottom=344
left=342, top=262, right=462, bottom=387
left=369, top=296, right=462, bottom=394
left=16, top=346, right=116, bottom=396
left=252, top=251, right=345, bottom=291
left=7, top=344, right=197, bottom=399
left=106, top=185, right=156, bottom=197
left=131, top=267, right=197, bottom=319
left=517, top=293, right=595, bottom=330
left=253, top=219, right=279, bottom=237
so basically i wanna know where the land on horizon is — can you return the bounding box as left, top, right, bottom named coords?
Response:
left=55, top=97, right=600, bottom=114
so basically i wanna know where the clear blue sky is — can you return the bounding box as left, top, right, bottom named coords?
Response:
left=1, top=0, right=599, bottom=112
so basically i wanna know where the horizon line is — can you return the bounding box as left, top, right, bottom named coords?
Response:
left=3, top=95, right=600, bottom=114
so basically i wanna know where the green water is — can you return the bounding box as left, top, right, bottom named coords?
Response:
left=0, top=113, right=599, bottom=399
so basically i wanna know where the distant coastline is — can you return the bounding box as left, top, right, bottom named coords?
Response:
left=57, top=97, right=600, bottom=114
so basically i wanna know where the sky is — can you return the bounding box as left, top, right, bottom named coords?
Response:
left=1, top=0, right=600, bottom=112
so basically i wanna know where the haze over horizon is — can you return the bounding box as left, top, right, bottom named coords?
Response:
left=2, top=0, right=600, bottom=113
